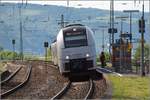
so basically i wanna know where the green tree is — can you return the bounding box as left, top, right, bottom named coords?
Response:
left=134, top=43, right=150, bottom=61
left=0, top=51, right=20, bottom=60
left=104, top=52, right=111, bottom=62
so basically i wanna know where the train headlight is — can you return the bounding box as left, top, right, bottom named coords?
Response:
left=65, top=56, right=69, bottom=60
left=86, top=53, right=90, bottom=58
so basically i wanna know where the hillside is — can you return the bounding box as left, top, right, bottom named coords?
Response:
left=0, top=3, right=149, bottom=55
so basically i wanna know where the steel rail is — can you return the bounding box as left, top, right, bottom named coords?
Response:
left=0, top=66, right=22, bottom=85
left=0, top=65, right=32, bottom=98
left=84, top=78, right=94, bottom=100
left=51, top=81, right=72, bottom=100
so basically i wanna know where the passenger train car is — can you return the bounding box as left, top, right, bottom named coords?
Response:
left=51, top=24, right=96, bottom=76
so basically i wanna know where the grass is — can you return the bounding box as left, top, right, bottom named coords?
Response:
left=107, top=74, right=150, bottom=100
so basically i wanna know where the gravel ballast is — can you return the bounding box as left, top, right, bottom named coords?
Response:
left=2, top=61, right=107, bottom=99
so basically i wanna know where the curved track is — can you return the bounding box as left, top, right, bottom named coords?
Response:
left=0, top=66, right=22, bottom=85
left=51, top=78, right=94, bottom=100
left=0, top=65, right=32, bottom=98
left=51, top=81, right=72, bottom=99
left=84, top=78, right=94, bottom=99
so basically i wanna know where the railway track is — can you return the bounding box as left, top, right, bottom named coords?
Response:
left=0, top=66, right=22, bottom=85
left=0, top=61, right=107, bottom=99
left=51, top=78, right=94, bottom=100
left=84, top=78, right=94, bottom=99
left=51, top=81, right=72, bottom=99
left=0, top=65, right=32, bottom=98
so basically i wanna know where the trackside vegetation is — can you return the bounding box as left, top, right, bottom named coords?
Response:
left=107, top=75, right=150, bottom=99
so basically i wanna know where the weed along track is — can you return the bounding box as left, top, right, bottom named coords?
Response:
left=0, top=65, right=32, bottom=99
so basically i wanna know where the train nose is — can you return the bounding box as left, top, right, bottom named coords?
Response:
left=68, top=58, right=93, bottom=72
left=72, top=61, right=83, bottom=70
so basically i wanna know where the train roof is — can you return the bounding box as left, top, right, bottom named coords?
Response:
left=63, top=24, right=86, bottom=33
left=65, top=24, right=84, bottom=28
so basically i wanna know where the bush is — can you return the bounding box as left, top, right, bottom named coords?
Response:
left=0, top=51, right=20, bottom=60
left=133, top=43, right=150, bottom=61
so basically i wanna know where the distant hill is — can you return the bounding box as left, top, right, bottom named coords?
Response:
left=0, top=3, right=149, bottom=55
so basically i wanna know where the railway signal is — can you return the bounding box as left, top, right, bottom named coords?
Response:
left=12, top=39, right=15, bottom=45
left=139, top=18, right=145, bottom=33
left=44, top=42, right=49, bottom=48
left=12, top=39, right=16, bottom=61
left=108, top=28, right=117, bottom=34
left=44, top=42, right=49, bottom=62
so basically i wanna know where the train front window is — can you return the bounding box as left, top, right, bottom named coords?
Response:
left=64, top=30, right=88, bottom=48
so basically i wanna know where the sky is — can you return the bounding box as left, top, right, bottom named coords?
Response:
left=1, top=0, right=150, bottom=12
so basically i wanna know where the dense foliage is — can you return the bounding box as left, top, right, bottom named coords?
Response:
left=133, top=43, right=150, bottom=61
left=0, top=50, right=20, bottom=60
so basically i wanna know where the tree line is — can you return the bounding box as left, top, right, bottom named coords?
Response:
left=0, top=46, right=20, bottom=60
left=0, top=43, right=149, bottom=61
